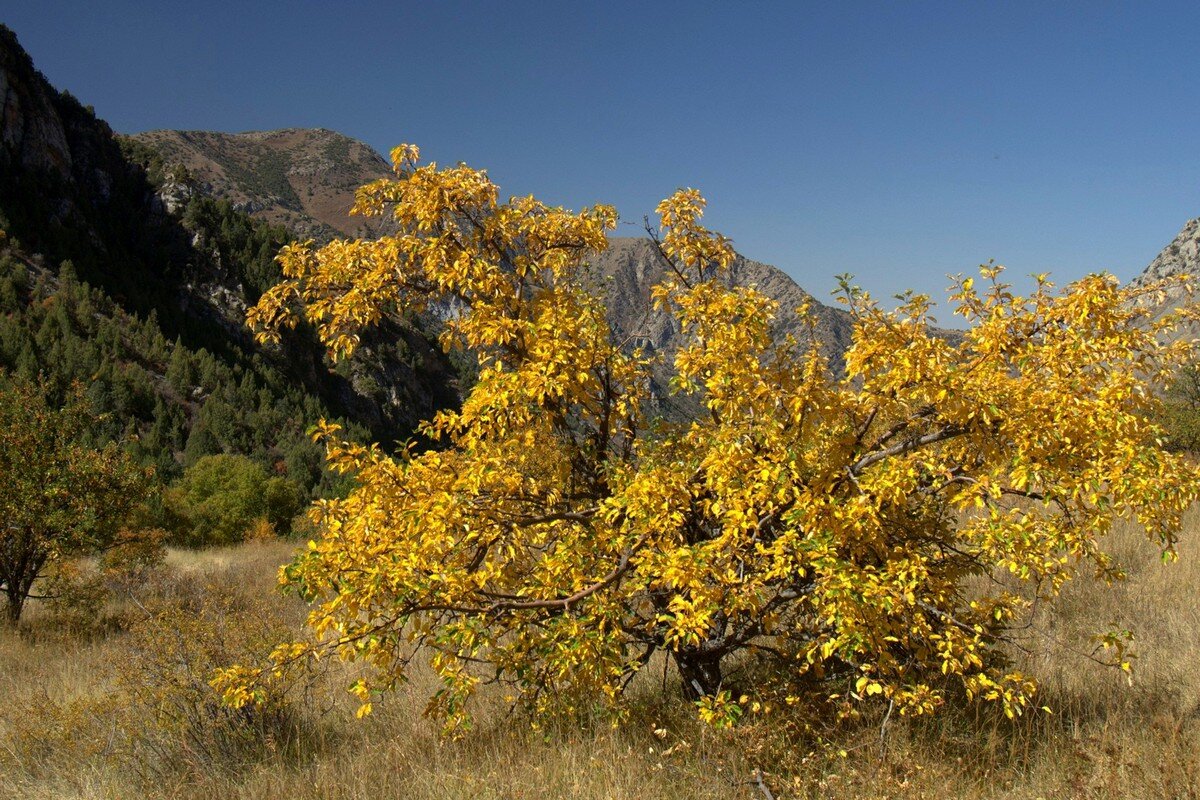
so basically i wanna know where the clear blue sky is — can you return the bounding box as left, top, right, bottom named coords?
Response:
left=5, top=1, right=1199, bottom=312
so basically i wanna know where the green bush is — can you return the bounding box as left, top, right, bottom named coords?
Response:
left=165, top=454, right=301, bottom=546
left=1160, top=364, right=1200, bottom=453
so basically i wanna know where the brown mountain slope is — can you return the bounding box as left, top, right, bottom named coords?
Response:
left=130, top=128, right=394, bottom=241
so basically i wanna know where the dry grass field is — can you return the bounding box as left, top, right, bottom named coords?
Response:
left=2, top=511, right=1199, bottom=800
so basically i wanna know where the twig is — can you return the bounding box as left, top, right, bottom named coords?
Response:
left=879, top=696, right=895, bottom=750
left=751, top=768, right=776, bottom=800
left=851, top=424, right=968, bottom=475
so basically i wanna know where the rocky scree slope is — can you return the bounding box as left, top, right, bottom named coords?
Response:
left=1131, top=217, right=1200, bottom=340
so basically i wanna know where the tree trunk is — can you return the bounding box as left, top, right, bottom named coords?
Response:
left=3, top=587, right=23, bottom=627
left=676, top=651, right=724, bottom=700
left=0, top=541, right=44, bottom=627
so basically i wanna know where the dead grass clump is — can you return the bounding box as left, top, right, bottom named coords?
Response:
left=114, top=568, right=311, bottom=781
left=0, top=540, right=319, bottom=798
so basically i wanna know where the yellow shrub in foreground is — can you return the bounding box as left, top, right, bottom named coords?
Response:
left=221, top=145, right=1200, bottom=735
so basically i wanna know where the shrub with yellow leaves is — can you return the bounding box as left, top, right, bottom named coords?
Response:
left=218, top=145, right=1200, bottom=733
left=122, top=569, right=308, bottom=777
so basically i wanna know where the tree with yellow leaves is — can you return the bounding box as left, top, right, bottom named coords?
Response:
left=217, top=144, right=1200, bottom=731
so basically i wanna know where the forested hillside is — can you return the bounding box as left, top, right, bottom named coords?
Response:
left=0, top=25, right=463, bottom=502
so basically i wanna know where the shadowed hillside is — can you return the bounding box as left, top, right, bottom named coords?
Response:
left=0, top=25, right=462, bottom=488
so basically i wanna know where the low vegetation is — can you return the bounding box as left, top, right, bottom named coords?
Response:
left=1, top=513, right=1198, bottom=799
left=162, top=454, right=302, bottom=546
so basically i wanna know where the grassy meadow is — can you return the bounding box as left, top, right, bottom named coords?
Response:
left=2, top=512, right=1199, bottom=800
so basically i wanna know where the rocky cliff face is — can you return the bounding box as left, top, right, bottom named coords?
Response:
left=0, top=24, right=157, bottom=273
left=130, top=128, right=396, bottom=241
left=1134, top=218, right=1200, bottom=288
left=0, top=23, right=253, bottom=345
left=0, top=23, right=268, bottom=344
left=589, top=237, right=854, bottom=373
left=0, top=27, right=72, bottom=178
left=1130, top=218, right=1200, bottom=340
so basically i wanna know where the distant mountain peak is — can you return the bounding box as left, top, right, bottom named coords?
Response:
left=590, top=237, right=854, bottom=373
left=1127, top=217, right=1200, bottom=345
left=1134, top=217, right=1200, bottom=287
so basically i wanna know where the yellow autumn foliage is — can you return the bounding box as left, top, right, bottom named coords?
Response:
left=218, top=145, right=1200, bottom=733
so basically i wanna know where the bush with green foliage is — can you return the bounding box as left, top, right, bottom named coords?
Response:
left=0, top=376, right=152, bottom=624
left=1160, top=363, right=1200, bottom=453
left=164, top=454, right=301, bottom=546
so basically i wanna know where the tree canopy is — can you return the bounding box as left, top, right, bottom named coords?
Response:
left=218, top=145, right=1200, bottom=731
left=0, top=377, right=151, bottom=624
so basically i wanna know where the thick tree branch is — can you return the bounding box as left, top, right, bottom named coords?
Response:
left=851, top=424, right=969, bottom=475
left=483, top=535, right=647, bottom=612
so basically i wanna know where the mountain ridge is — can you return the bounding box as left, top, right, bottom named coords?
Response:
left=1132, top=217, right=1200, bottom=289
left=131, top=126, right=864, bottom=377
left=1129, top=216, right=1200, bottom=341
